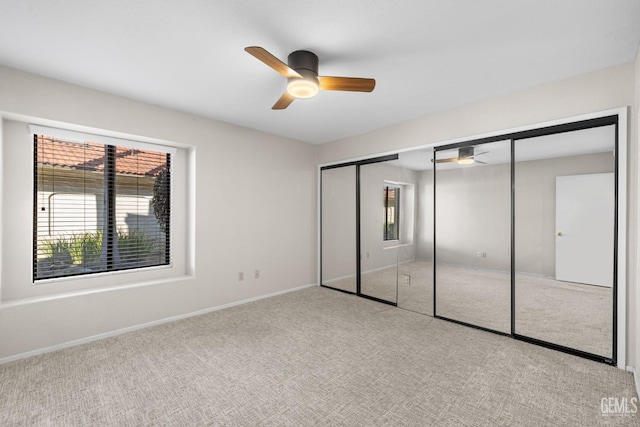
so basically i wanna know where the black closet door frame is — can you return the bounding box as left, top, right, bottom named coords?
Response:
left=432, top=114, right=620, bottom=366
left=320, top=154, right=399, bottom=306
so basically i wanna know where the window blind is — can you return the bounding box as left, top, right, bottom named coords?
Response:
left=29, top=125, right=177, bottom=155
left=33, top=133, right=171, bottom=281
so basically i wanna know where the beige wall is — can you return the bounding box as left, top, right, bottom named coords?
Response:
left=319, top=62, right=637, bottom=367
left=431, top=162, right=511, bottom=271
left=0, top=65, right=318, bottom=360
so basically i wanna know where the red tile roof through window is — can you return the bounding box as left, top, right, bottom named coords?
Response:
left=36, top=136, right=167, bottom=177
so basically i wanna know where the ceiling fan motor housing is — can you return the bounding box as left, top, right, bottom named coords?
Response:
left=288, top=50, right=319, bottom=84
left=459, top=146, right=474, bottom=160
left=288, top=50, right=319, bottom=75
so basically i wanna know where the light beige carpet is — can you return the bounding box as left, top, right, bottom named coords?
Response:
left=331, top=260, right=612, bottom=357
left=0, top=287, right=636, bottom=426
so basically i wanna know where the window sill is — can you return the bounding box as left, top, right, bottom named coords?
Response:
left=33, top=263, right=173, bottom=285
left=3, top=272, right=194, bottom=307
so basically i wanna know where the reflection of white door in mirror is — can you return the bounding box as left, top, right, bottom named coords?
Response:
left=555, top=173, right=614, bottom=287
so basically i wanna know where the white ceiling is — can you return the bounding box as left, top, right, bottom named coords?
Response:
left=0, top=1, right=639, bottom=144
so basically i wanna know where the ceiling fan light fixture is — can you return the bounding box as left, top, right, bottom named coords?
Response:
left=457, top=147, right=475, bottom=164
left=287, top=77, right=319, bottom=99
left=457, top=158, right=475, bottom=165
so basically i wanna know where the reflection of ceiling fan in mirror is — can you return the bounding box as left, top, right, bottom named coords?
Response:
left=435, top=147, right=488, bottom=165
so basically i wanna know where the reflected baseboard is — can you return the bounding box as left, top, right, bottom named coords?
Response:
left=324, top=258, right=417, bottom=285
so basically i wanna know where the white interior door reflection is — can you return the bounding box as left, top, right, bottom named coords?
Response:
left=555, top=173, right=614, bottom=287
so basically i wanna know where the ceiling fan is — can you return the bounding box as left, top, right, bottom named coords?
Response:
left=244, top=46, right=376, bottom=110
left=434, top=147, right=488, bottom=165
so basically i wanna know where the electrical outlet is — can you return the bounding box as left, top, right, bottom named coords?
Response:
left=403, top=274, right=411, bottom=285
left=238, top=272, right=244, bottom=281
left=254, top=269, right=260, bottom=279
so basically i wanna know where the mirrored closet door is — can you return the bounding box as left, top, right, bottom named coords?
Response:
left=396, top=149, right=434, bottom=315
left=359, top=159, right=402, bottom=304
left=434, top=140, right=511, bottom=333
left=320, top=114, right=621, bottom=366
left=321, top=165, right=357, bottom=293
left=513, top=124, right=616, bottom=360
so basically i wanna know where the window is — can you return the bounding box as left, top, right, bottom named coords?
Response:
left=33, top=129, right=172, bottom=281
left=383, top=186, right=400, bottom=241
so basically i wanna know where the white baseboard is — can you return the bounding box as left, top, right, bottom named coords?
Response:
left=0, top=282, right=317, bottom=365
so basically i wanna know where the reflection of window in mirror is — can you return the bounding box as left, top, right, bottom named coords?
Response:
left=383, top=186, right=400, bottom=241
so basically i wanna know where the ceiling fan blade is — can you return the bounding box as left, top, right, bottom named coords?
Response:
left=472, top=151, right=489, bottom=157
left=474, top=160, right=487, bottom=164
left=318, top=76, right=376, bottom=92
left=245, top=46, right=302, bottom=79
left=272, top=92, right=295, bottom=110
left=434, top=157, right=459, bottom=163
